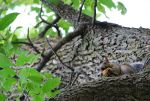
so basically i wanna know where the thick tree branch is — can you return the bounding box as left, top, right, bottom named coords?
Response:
left=56, top=69, right=150, bottom=101
left=41, top=0, right=121, bottom=29
left=41, top=0, right=92, bottom=25
left=36, top=24, right=87, bottom=71
left=54, top=54, right=150, bottom=101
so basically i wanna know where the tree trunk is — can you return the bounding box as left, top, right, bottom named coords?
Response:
left=56, top=69, right=150, bottom=101
left=40, top=0, right=150, bottom=101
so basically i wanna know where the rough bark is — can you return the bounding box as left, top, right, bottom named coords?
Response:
left=41, top=0, right=92, bottom=25
left=40, top=1, right=150, bottom=101
left=56, top=69, right=150, bottom=101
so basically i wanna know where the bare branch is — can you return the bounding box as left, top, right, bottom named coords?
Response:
left=34, top=21, right=43, bottom=28
left=39, top=5, right=52, bottom=25
left=70, top=72, right=81, bottom=86
left=65, top=71, right=76, bottom=88
left=46, top=38, right=74, bottom=72
left=27, top=28, right=41, bottom=55
left=53, top=24, right=61, bottom=37
left=11, top=41, right=31, bottom=46
left=39, top=15, right=61, bottom=37
left=77, top=0, right=86, bottom=22
left=92, top=0, right=97, bottom=26
left=36, top=24, right=86, bottom=72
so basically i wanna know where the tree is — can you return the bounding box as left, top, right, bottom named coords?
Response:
left=0, top=0, right=150, bottom=101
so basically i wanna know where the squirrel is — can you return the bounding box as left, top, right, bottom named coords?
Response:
left=100, top=57, right=144, bottom=77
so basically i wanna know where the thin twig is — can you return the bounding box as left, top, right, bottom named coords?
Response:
left=39, top=4, right=51, bottom=25
left=34, top=21, right=43, bottom=28
left=36, top=24, right=86, bottom=72
left=27, top=28, right=42, bottom=55
left=53, top=24, right=61, bottom=37
left=77, top=0, right=86, bottom=22
left=71, top=72, right=81, bottom=86
left=92, top=0, right=97, bottom=27
left=64, top=71, right=75, bottom=89
left=46, top=38, right=74, bottom=72
left=38, top=4, right=61, bottom=37
left=39, top=15, right=61, bottom=37
left=11, top=41, right=31, bottom=46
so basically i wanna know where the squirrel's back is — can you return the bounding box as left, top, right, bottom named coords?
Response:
left=100, top=57, right=144, bottom=77
left=120, top=64, right=135, bottom=75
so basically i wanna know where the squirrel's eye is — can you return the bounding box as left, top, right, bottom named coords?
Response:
left=101, top=67, right=105, bottom=70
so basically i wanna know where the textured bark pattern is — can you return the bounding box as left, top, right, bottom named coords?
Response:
left=56, top=70, right=150, bottom=101
left=40, top=1, right=150, bottom=100
left=46, top=24, right=150, bottom=87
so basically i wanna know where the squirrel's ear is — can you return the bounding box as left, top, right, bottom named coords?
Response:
left=104, top=56, right=109, bottom=63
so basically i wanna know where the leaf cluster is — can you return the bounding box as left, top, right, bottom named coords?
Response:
left=0, top=12, right=61, bottom=101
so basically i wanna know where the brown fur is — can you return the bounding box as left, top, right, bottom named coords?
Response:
left=100, top=57, right=135, bottom=77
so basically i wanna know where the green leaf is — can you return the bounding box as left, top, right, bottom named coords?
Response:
left=0, top=93, right=6, bottom=101
left=82, top=0, right=93, bottom=16
left=72, top=0, right=80, bottom=9
left=0, top=68, right=16, bottom=78
left=99, top=0, right=116, bottom=9
left=33, top=0, right=40, bottom=3
left=19, top=68, right=42, bottom=79
left=63, top=0, right=72, bottom=5
left=42, top=77, right=61, bottom=93
left=32, top=95, right=44, bottom=101
left=43, top=72, right=53, bottom=79
left=3, top=41, right=14, bottom=56
left=26, top=82, right=41, bottom=94
left=46, top=28, right=58, bottom=37
left=0, top=53, right=13, bottom=68
left=58, top=19, right=71, bottom=33
left=84, top=0, right=91, bottom=7
left=18, top=68, right=43, bottom=95
left=83, top=6, right=94, bottom=17
left=0, top=13, right=19, bottom=30
left=47, top=90, right=61, bottom=98
left=16, top=50, right=38, bottom=66
left=3, top=78, right=16, bottom=91
left=27, top=53, right=39, bottom=64
left=5, top=0, right=12, bottom=4
left=16, top=51, right=29, bottom=66
left=97, top=4, right=105, bottom=13
left=117, top=2, right=127, bottom=15
left=28, top=75, right=43, bottom=83
left=31, top=7, right=40, bottom=13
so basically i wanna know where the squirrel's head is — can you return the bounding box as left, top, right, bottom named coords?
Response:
left=100, top=57, right=117, bottom=77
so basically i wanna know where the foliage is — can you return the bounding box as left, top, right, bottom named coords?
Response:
left=0, top=12, right=61, bottom=100
left=0, top=13, right=19, bottom=30
left=63, top=0, right=126, bottom=17
left=0, top=0, right=126, bottom=100
left=0, top=0, right=126, bottom=38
